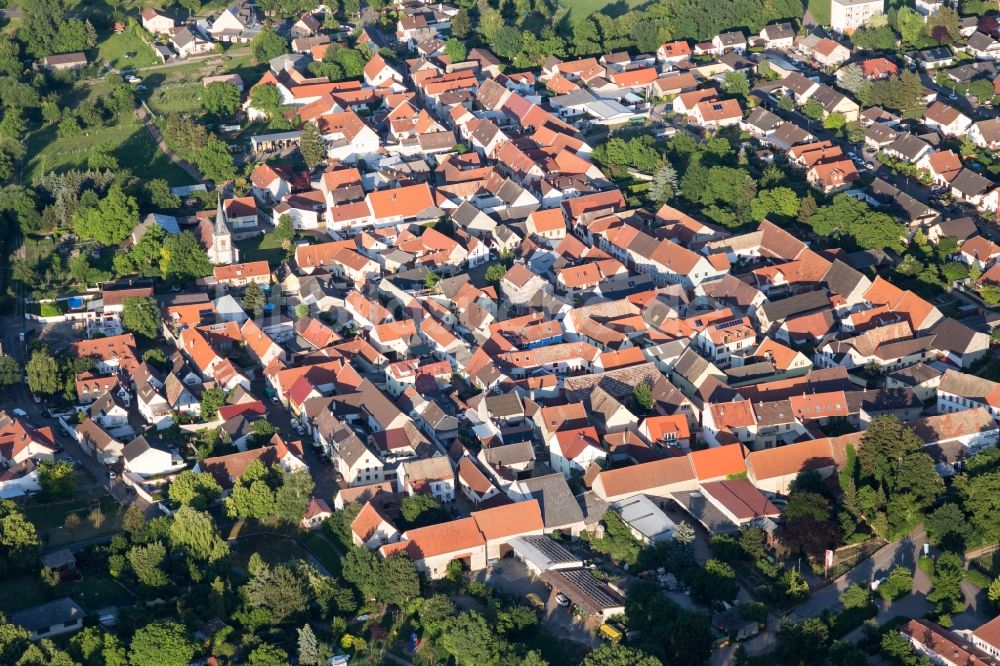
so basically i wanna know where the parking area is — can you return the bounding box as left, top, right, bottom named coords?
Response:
left=480, top=557, right=601, bottom=648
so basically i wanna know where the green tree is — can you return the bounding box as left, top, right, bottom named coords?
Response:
left=251, top=27, right=288, bottom=63
left=247, top=643, right=289, bottom=666
left=444, top=38, right=466, bottom=62
left=691, top=559, right=738, bottom=603
left=379, top=554, right=421, bottom=607
left=778, top=491, right=839, bottom=558
left=451, top=7, right=471, bottom=39
left=169, top=505, right=229, bottom=562
left=128, top=541, right=170, bottom=588
left=878, top=565, right=913, bottom=602
left=441, top=611, right=506, bottom=666
left=898, top=7, right=925, bottom=45
left=37, top=460, right=76, bottom=500
left=928, top=551, right=964, bottom=616
left=161, top=231, right=213, bottom=280
left=243, top=282, right=266, bottom=317
left=926, top=6, right=960, bottom=43
left=400, top=492, right=446, bottom=528
left=0, top=354, right=20, bottom=389
left=26, top=346, right=60, bottom=396
left=250, top=83, right=282, bottom=118
left=202, top=82, right=242, bottom=116
left=129, top=621, right=196, bottom=666
left=199, top=387, right=226, bottom=421
left=72, top=183, right=138, bottom=245
left=145, top=179, right=181, bottom=209
left=168, top=470, right=222, bottom=510
left=0, top=500, right=41, bottom=572
left=242, top=562, right=310, bottom=624
left=274, top=470, right=315, bottom=522
left=342, top=546, right=381, bottom=599
left=299, top=121, right=327, bottom=170
left=581, top=644, right=663, bottom=666
left=298, top=624, right=320, bottom=666
left=121, top=296, right=161, bottom=340
left=633, top=381, right=654, bottom=412
left=196, top=138, right=237, bottom=183
left=722, top=71, right=750, bottom=99
left=801, top=99, right=824, bottom=120
left=485, top=264, right=506, bottom=286
left=649, top=163, right=679, bottom=204
left=840, top=584, right=871, bottom=609
left=493, top=26, right=524, bottom=59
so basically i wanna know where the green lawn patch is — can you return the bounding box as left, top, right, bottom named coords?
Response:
left=148, top=83, right=205, bottom=116
left=66, top=573, right=134, bottom=611
left=230, top=532, right=314, bottom=570
left=24, top=494, right=125, bottom=549
left=236, top=232, right=285, bottom=265
left=97, top=22, right=159, bottom=70
left=26, top=117, right=194, bottom=186
left=0, top=575, right=49, bottom=613
left=559, top=0, right=646, bottom=19
left=300, top=531, right=344, bottom=576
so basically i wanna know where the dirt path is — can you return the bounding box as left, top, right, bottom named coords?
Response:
left=135, top=106, right=206, bottom=184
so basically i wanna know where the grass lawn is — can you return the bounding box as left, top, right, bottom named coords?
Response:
left=97, top=23, right=159, bottom=70
left=148, top=83, right=205, bottom=116
left=558, top=0, right=646, bottom=19
left=0, top=575, right=49, bottom=613
left=236, top=232, right=286, bottom=265
left=25, top=117, right=194, bottom=186
left=230, top=532, right=315, bottom=571
left=24, top=494, right=125, bottom=549
left=65, top=573, right=134, bottom=611
left=300, top=531, right=344, bottom=576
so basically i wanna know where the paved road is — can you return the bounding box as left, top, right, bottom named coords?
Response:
left=787, top=527, right=928, bottom=623
left=137, top=47, right=251, bottom=73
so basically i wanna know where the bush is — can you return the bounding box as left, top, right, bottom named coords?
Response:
left=879, top=566, right=914, bottom=602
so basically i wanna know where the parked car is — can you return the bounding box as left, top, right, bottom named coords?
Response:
left=555, top=593, right=570, bottom=607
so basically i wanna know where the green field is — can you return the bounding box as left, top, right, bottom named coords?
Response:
left=148, top=83, right=205, bottom=115
left=97, top=22, right=159, bottom=70
left=559, top=0, right=647, bottom=18
left=26, top=116, right=195, bottom=185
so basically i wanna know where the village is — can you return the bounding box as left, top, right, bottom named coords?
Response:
left=7, top=0, right=1000, bottom=663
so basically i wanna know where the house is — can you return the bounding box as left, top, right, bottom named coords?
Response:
left=760, top=23, right=795, bottom=49
left=0, top=414, right=57, bottom=467
left=301, top=497, right=332, bottom=529
left=712, top=31, right=747, bottom=54
left=140, top=8, right=175, bottom=34
left=830, top=0, right=885, bottom=34
left=807, top=158, right=860, bottom=194
left=122, top=436, right=184, bottom=478
left=379, top=517, right=486, bottom=578
left=923, top=102, right=972, bottom=137
left=10, top=598, right=85, bottom=641
left=916, top=150, right=963, bottom=187
left=689, top=98, right=743, bottom=129
left=208, top=0, right=260, bottom=43
left=656, top=41, right=692, bottom=64
left=548, top=426, right=606, bottom=478
left=901, top=619, right=996, bottom=665
left=43, top=52, right=87, bottom=71
left=290, top=12, right=321, bottom=39
left=350, top=501, right=399, bottom=549
left=967, top=31, right=1000, bottom=61
left=213, top=261, right=271, bottom=288
left=811, top=39, right=851, bottom=67
left=76, top=418, right=124, bottom=465
left=971, top=118, right=1000, bottom=149
left=398, top=456, right=455, bottom=503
